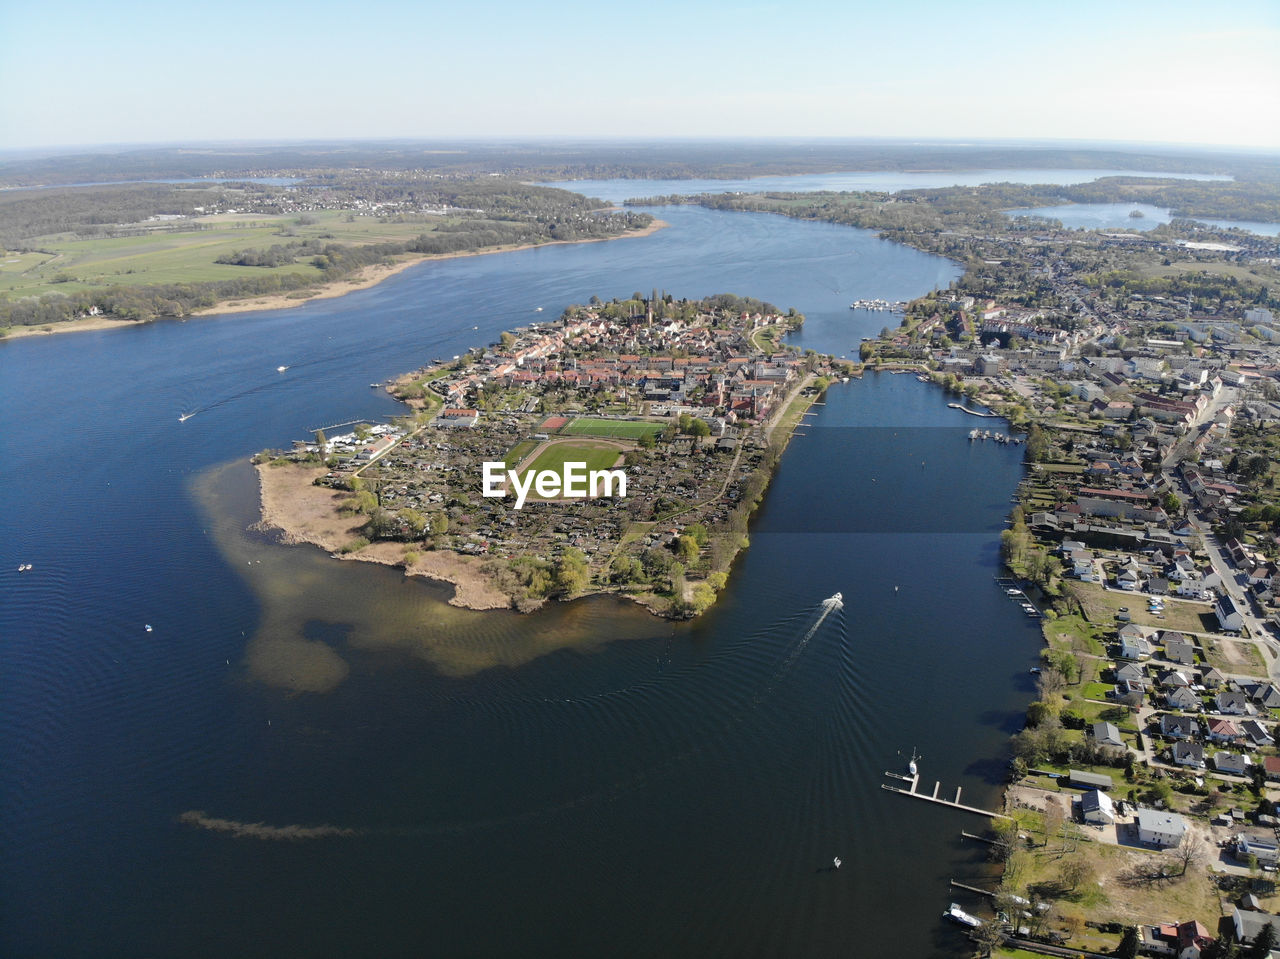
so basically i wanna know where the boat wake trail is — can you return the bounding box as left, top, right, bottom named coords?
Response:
left=182, top=596, right=847, bottom=842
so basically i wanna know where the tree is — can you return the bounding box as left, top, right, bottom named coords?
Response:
left=554, top=547, right=589, bottom=596
left=972, top=919, right=1005, bottom=958
left=1249, top=922, right=1277, bottom=959
left=1059, top=857, right=1094, bottom=893
left=675, top=535, right=700, bottom=564
left=1116, top=926, right=1140, bottom=959
left=1173, top=833, right=1206, bottom=877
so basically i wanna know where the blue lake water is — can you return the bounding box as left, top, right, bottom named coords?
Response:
left=1004, top=201, right=1280, bottom=236
left=1, top=202, right=1041, bottom=957
left=553, top=168, right=1230, bottom=205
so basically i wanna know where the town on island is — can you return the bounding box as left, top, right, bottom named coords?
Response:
left=256, top=291, right=840, bottom=618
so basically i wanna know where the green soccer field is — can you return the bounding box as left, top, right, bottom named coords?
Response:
left=520, top=442, right=624, bottom=479
left=561, top=418, right=663, bottom=439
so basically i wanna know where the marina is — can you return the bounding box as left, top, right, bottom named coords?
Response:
left=849, top=298, right=907, bottom=312
left=968, top=428, right=1022, bottom=445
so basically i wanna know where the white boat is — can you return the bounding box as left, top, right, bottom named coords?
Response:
left=276, top=365, right=288, bottom=372
left=178, top=413, right=192, bottom=422
left=944, top=903, right=981, bottom=928
left=832, top=856, right=842, bottom=869
left=907, top=747, right=919, bottom=777
left=535, top=307, right=543, bottom=312
left=823, top=591, right=843, bottom=608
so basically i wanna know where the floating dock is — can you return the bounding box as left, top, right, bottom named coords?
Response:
left=882, top=769, right=1010, bottom=820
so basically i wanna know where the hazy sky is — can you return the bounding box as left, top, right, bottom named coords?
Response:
left=3, top=0, right=1277, bottom=151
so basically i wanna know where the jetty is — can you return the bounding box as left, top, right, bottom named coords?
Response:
left=949, top=402, right=1001, bottom=418
left=882, top=768, right=1010, bottom=820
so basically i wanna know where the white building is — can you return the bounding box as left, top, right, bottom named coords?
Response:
left=1136, top=808, right=1188, bottom=847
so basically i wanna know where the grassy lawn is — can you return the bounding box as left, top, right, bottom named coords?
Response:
left=504, top=439, right=537, bottom=469
left=1082, top=682, right=1114, bottom=702
left=1067, top=582, right=1215, bottom=634
left=1, top=209, right=441, bottom=300
left=562, top=417, right=664, bottom=439
left=520, top=441, right=624, bottom=480
left=1043, top=614, right=1107, bottom=657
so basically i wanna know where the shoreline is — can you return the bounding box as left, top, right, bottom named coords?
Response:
left=254, top=461, right=511, bottom=611
left=0, top=219, right=668, bottom=341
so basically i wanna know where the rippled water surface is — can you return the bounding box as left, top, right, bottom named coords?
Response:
left=2, top=201, right=1041, bottom=957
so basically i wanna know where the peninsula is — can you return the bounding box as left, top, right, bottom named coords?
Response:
left=256, top=292, right=840, bottom=618
left=0, top=174, right=655, bottom=335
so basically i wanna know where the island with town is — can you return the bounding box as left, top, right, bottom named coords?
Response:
left=256, top=292, right=837, bottom=618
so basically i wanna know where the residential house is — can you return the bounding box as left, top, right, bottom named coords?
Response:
left=1242, top=719, right=1273, bottom=747
left=1139, top=920, right=1214, bottom=959
left=1207, top=718, right=1244, bottom=743
left=1217, top=594, right=1245, bottom=633
left=1214, top=752, right=1250, bottom=775
left=1162, top=633, right=1197, bottom=666
left=1217, top=691, right=1251, bottom=716
left=1172, top=741, right=1206, bottom=768
left=1200, top=667, right=1226, bottom=689
left=1265, top=757, right=1280, bottom=782
left=1116, top=662, right=1147, bottom=687
left=1161, top=715, right=1200, bottom=739
left=1231, top=907, right=1280, bottom=948
left=1119, top=633, right=1153, bottom=661
left=1119, top=624, right=1155, bottom=660
left=1068, top=548, right=1096, bottom=580
left=1238, top=833, right=1280, bottom=867
left=1092, top=721, right=1124, bottom=748
left=1136, top=807, right=1188, bottom=847
left=1165, top=687, right=1200, bottom=711
left=1246, top=682, right=1280, bottom=709
left=1080, top=789, right=1116, bottom=825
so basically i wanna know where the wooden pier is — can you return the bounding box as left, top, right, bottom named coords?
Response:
left=950, top=880, right=997, bottom=898
left=881, top=769, right=1010, bottom=820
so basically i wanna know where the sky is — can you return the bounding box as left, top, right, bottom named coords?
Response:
left=2, top=0, right=1278, bottom=152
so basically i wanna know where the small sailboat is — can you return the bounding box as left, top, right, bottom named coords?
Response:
left=907, top=747, right=920, bottom=777
left=832, top=856, right=842, bottom=869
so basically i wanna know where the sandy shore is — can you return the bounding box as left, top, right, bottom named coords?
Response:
left=1, top=219, right=668, bottom=341
left=255, top=461, right=510, bottom=611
